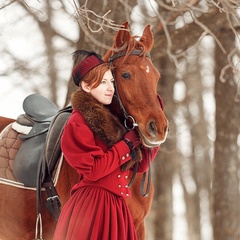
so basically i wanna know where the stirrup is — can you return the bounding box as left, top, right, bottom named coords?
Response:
left=34, top=213, right=43, bottom=240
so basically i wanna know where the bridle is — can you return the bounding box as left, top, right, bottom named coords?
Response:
left=108, top=50, right=151, bottom=130
left=108, top=49, right=152, bottom=197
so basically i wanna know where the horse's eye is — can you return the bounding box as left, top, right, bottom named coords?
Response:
left=121, top=72, right=131, bottom=79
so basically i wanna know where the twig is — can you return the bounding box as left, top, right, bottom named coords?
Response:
left=0, top=0, right=16, bottom=10
left=219, top=47, right=238, bottom=82
left=73, top=0, right=129, bottom=51
left=148, top=0, right=180, bottom=68
left=189, top=11, right=227, bottom=54
left=73, top=0, right=123, bottom=33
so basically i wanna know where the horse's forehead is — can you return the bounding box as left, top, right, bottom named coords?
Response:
left=139, top=63, right=159, bottom=76
left=118, top=57, right=160, bottom=78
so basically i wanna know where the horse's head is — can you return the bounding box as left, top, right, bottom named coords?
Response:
left=104, top=22, right=168, bottom=147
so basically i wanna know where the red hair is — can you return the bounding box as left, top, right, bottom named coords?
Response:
left=81, top=63, right=113, bottom=89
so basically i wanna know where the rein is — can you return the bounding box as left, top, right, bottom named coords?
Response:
left=108, top=49, right=152, bottom=197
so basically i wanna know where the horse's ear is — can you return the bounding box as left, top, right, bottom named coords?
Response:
left=140, top=24, right=154, bottom=51
left=103, top=22, right=130, bottom=61
left=114, top=22, right=131, bottom=48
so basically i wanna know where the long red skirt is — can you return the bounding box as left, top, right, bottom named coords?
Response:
left=53, top=186, right=137, bottom=240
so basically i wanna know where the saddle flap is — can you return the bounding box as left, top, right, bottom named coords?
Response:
left=23, top=94, right=59, bottom=122
left=13, top=132, right=47, bottom=187
left=44, top=106, right=72, bottom=172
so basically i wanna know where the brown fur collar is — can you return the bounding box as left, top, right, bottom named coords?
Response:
left=71, top=90, right=142, bottom=171
left=71, top=90, right=127, bottom=148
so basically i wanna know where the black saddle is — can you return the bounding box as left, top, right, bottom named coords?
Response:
left=19, top=94, right=59, bottom=140
left=13, top=93, right=72, bottom=220
left=13, top=94, right=58, bottom=186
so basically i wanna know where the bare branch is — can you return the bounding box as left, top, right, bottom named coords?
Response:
left=0, top=0, right=16, bottom=10
left=148, top=0, right=180, bottom=68
left=73, top=0, right=123, bottom=33
left=220, top=47, right=238, bottom=82
left=189, top=11, right=227, bottom=54
left=72, top=0, right=133, bottom=50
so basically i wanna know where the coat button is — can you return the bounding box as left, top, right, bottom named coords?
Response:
left=125, top=185, right=128, bottom=188
left=117, top=174, right=121, bottom=178
left=126, top=194, right=129, bottom=197
left=120, top=192, right=123, bottom=195
left=118, top=185, right=121, bottom=188
left=126, top=153, right=130, bottom=157
left=122, top=156, right=125, bottom=161
left=125, top=175, right=128, bottom=179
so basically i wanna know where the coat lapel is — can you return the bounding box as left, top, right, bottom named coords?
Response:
left=71, top=91, right=127, bottom=148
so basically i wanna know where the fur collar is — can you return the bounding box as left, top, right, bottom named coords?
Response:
left=71, top=90, right=127, bottom=148
left=71, top=90, right=142, bottom=171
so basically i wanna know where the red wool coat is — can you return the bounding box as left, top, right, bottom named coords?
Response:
left=53, top=91, right=159, bottom=240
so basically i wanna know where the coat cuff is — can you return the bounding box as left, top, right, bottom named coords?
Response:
left=113, top=140, right=132, bottom=165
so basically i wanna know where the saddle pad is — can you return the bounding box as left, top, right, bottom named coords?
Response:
left=0, top=123, right=63, bottom=188
left=0, top=124, right=22, bottom=181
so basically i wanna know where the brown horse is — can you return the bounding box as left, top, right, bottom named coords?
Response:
left=0, top=22, right=168, bottom=240
left=0, top=116, right=15, bottom=131
left=104, top=22, right=168, bottom=238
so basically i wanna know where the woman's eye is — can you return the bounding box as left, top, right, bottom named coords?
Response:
left=122, top=72, right=131, bottom=79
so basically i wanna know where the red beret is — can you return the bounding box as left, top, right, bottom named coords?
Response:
left=72, top=55, right=104, bottom=86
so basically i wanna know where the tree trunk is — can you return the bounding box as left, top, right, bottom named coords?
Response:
left=213, top=24, right=240, bottom=240
left=64, top=0, right=137, bottom=105
left=149, top=54, right=177, bottom=239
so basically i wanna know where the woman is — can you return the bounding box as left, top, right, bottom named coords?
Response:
left=53, top=50, right=158, bottom=240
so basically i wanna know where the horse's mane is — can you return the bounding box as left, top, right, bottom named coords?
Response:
left=124, top=35, right=149, bottom=57
left=104, top=35, right=149, bottom=62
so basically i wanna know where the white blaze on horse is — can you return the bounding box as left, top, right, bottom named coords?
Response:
left=0, top=22, right=168, bottom=240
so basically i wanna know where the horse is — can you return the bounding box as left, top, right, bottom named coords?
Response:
left=0, top=22, right=168, bottom=240
left=104, top=22, right=168, bottom=238
left=0, top=116, right=15, bottom=131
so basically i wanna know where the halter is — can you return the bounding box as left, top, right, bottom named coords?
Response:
left=108, top=50, right=151, bottom=130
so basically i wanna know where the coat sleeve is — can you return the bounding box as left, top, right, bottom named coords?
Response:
left=61, top=121, right=132, bottom=181
left=137, top=146, right=159, bottom=173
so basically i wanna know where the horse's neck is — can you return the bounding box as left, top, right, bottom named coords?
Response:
left=0, top=117, right=15, bottom=132
left=109, top=97, right=124, bottom=122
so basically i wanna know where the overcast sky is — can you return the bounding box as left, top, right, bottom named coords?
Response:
left=0, top=1, right=77, bottom=119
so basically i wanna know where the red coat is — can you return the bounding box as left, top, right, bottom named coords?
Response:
left=53, top=92, right=158, bottom=240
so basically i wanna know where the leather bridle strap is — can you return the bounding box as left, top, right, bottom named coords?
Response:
left=108, top=49, right=152, bottom=197
left=140, top=150, right=151, bottom=197
left=128, top=149, right=151, bottom=197
left=127, top=161, right=139, bottom=188
left=108, top=50, right=151, bottom=130
left=108, top=49, right=151, bottom=62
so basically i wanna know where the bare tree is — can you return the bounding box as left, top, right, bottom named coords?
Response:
left=1, top=1, right=240, bottom=239
left=213, top=16, right=240, bottom=239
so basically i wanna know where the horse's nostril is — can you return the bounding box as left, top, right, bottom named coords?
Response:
left=148, top=121, right=156, bottom=136
left=165, top=126, right=168, bottom=133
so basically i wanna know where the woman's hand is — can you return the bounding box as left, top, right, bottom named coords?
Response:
left=123, top=130, right=141, bottom=150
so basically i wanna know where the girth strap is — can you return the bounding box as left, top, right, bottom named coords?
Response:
left=36, top=155, right=61, bottom=222
left=43, top=180, right=61, bottom=220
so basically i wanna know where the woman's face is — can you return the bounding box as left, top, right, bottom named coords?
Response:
left=82, top=70, right=115, bottom=105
